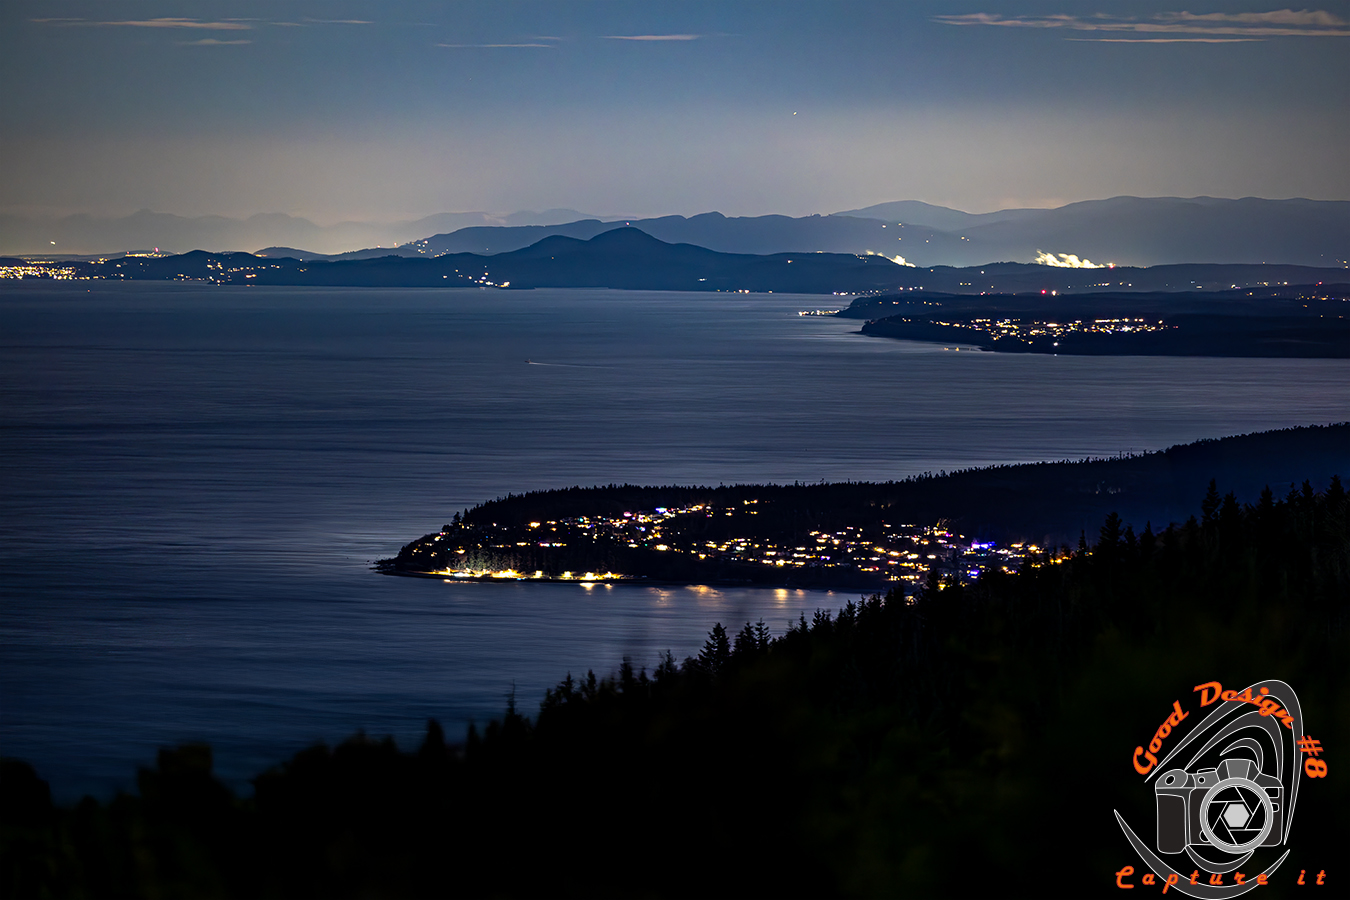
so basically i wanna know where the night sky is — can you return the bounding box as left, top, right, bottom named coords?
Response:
left=4, top=1, right=1348, bottom=221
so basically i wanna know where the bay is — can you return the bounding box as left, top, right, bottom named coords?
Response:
left=3, top=282, right=1348, bottom=800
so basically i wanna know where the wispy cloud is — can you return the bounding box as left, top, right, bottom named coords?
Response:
left=436, top=42, right=555, bottom=48
left=603, top=33, right=702, bottom=41
left=179, top=38, right=251, bottom=46
left=1070, top=37, right=1263, bottom=43
left=32, top=15, right=376, bottom=31
left=436, top=34, right=563, bottom=48
left=1162, top=10, right=1346, bottom=26
left=933, top=9, right=1350, bottom=39
left=46, top=17, right=254, bottom=30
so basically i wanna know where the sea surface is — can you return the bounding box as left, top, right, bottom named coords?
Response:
left=3, top=282, right=1349, bottom=801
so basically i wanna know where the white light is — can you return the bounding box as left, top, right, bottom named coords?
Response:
left=1034, top=251, right=1105, bottom=269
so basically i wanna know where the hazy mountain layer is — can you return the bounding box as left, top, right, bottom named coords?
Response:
left=957, top=196, right=1350, bottom=268
left=834, top=196, right=1350, bottom=268
left=406, top=212, right=956, bottom=261
left=11, top=197, right=1347, bottom=268
left=398, top=197, right=1350, bottom=268
left=0, top=208, right=602, bottom=257
left=831, top=199, right=1045, bottom=232
left=56, top=227, right=1349, bottom=298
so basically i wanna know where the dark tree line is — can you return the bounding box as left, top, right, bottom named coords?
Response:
left=4, top=479, right=1348, bottom=897
left=412, top=423, right=1350, bottom=549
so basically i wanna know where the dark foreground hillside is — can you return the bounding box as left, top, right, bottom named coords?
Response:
left=3, top=480, right=1348, bottom=898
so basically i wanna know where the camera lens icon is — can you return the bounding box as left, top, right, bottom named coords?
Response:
left=1154, top=757, right=1283, bottom=856
left=1198, top=778, right=1275, bottom=854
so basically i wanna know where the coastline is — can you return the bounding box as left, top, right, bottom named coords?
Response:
left=374, top=564, right=893, bottom=592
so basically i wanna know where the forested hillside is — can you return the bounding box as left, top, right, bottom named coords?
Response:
left=4, top=479, right=1347, bottom=897
left=389, top=424, right=1350, bottom=571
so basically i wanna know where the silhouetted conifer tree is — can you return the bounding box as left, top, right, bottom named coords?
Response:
left=9, top=478, right=1348, bottom=899
left=698, top=622, right=731, bottom=678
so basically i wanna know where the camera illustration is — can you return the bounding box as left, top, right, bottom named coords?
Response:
left=1154, top=756, right=1283, bottom=855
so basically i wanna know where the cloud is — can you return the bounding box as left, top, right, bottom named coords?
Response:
left=436, top=42, right=555, bottom=48
left=33, top=15, right=374, bottom=31
left=80, top=17, right=253, bottom=30
left=1160, top=10, right=1346, bottom=26
left=1069, top=38, right=1263, bottom=43
left=435, top=34, right=563, bottom=48
left=603, top=34, right=702, bottom=41
left=179, top=38, right=251, bottom=46
left=933, top=9, right=1350, bottom=39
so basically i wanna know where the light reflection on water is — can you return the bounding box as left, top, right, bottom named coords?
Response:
left=3, top=283, right=1349, bottom=800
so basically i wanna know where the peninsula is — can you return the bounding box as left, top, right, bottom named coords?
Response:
left=840, top=284, right=1350, bottom=358
left=381, top=424, right=1350, bottom=590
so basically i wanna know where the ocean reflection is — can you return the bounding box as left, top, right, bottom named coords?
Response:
left=3, top=283, right=1349, bottom=800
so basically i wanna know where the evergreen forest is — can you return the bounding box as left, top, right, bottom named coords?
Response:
left=3, top=479, right=1348, bottom=898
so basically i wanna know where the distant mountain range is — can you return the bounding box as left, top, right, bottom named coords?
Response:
left=53, top=227, right=1349, bottom=297
left=831, top=199, right=1044, bottom=232
left=7, top=196, right=1348, bottom=269
left=70, top=228, right=905, bottom=293
left=0, top=208, right=604, bottom=257
left=904, top=196, right=1350, bottom=268
left=395, top=212, right=950, bottom=260
left=392, top=197, right=1348, bottom=269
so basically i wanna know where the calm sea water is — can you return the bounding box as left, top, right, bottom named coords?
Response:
left=3, top=282, right=1349, bottom=800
